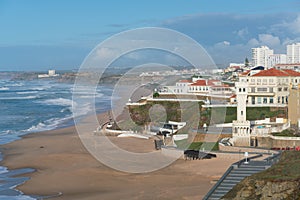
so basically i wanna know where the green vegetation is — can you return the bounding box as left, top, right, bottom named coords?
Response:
left=175, top=139, right=219, bottom=151
left=246, top=107, right=287, bottom=120
left=153, top=92, right=160, bottom=98
left=253, top=151, right=300, bottom=181
left=224, top=151, right=300, bottom=200
left=245, top=57, right=250, bottom=67
left=129, top=101, right=181, bottom=125
left=128, top=101, right=287, bottom=128
left=272, top=129, right=300, bottom=137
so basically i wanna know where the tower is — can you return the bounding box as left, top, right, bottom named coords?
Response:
left=232, top=81, right=251, bottom=146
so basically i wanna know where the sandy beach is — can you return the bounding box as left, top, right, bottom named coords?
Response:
left=0, top=112, right=242, bottom=200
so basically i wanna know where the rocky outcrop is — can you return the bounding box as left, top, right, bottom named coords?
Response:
left=222, top=177, right=300, bottom=200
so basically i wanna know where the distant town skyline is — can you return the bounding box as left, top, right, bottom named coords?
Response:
left=1, top=0, right=300, bottom=71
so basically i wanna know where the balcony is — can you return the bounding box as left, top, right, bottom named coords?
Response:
left=247, top=92, right=275, bottom=96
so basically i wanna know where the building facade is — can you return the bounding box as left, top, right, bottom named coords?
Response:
left=238, top=68, right=300, bottom=107
left=160, top=79, right=234, bottom=97
left=267, top=54, right=287, bottom=69
left=252, top=46, right=274, bottom=68
left=287, top=43, right=300, bottom=64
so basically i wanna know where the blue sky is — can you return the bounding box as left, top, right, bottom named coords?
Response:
left=0, top=0, right=300, bottom=71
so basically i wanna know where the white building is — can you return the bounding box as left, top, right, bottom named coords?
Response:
left=38, top=70, right=59, bottom=78
left=160, top=79, right=234, bottom=97
left=275, top=63, right=300, bottom=71
left=252, top=46, right=274, bottom=68
left=287, top=43, right=300, bottom=64
left=267, top=54, right=287, bottom=69
left=238, top=68, right=300, bottom=107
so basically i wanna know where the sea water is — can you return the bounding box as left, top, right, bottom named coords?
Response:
left=0, top=79, right=112, bottom=199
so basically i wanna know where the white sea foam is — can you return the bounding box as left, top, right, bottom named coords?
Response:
left=16, top=91, right=38, bottom=95
left=5, top=83, right=24, bottom=87
left=0, top=195, right=35, bottom=200
left=0, top=166, right=8, bottom=174
left=38, top=98, right=73, bottom=107
left=25, top=115, right=73, bottom=133
left=0, top=96, right=38, bottom=100
left=0, top=87, right=9, bottom=91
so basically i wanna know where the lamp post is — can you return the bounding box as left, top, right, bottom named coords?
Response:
left=244, top=152, right=249, bottom=164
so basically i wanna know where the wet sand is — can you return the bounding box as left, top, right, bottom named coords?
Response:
left=0, top=113, right=241, bottom=200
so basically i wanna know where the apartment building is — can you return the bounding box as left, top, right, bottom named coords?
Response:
left=238, top=68, right=300, bottom=106
left=252, top=46, right=274, bottom=67
left=287, top=43, right=300, bottom=64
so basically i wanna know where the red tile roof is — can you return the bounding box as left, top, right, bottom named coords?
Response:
left=252, top=68, right=291, bottom=77
left=190, top=79, right=228, bottom=87
left=190, top=80, right=207, bottom=86
left=282, top=69, right=300, bottom=76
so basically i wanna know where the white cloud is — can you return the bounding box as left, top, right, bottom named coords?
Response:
left=272, top=14, right=300, bottom=34
left=247, top=38, right=259, bottom=46
left=235, top=27, right=249, bottom=38
left=257, top=34, right=281, bottom=47
left=214, top=41, right=231, bottom=47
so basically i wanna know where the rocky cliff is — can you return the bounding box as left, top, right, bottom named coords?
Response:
left=223, top=177, right=300, bottom=200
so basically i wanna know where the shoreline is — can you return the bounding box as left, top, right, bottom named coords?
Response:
left=0, top=112, right=242, bottom=199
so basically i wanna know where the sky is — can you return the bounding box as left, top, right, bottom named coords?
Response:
left=0, top=0, right=300, bottom=71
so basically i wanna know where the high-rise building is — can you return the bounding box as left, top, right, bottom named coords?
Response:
left=267, top=54, right=287, bottom=69
left=252, top=46, right=274, bottom=67
left=287, top=43, right=300, bottom=64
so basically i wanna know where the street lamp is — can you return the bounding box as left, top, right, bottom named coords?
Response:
left=244, top=152, right=249, bottom=164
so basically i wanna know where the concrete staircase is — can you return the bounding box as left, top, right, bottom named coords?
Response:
left=203, top=153, right=281, bottom=200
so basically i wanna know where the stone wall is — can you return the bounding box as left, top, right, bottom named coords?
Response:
left=257, top=136, right=300, bottom=148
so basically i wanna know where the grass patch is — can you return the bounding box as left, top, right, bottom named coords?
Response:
left=272, top=129, right=300, bottom=137
left=175, top=139, right=219, bottom=151
left=252, top=151, right=300, bottom=181
left=128, top=101, right=287, bottom=128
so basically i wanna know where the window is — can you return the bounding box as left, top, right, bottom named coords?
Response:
left=278, top=97, right=280, bottom=103
left=257, top=79, right=261, bottom=85
left=257, top=97, right=262, bottom=104
left=263, top=97, right=267, bottom=104
left=270, top=87, right=273, bottom=93
left=269, top=79, right=274, bottom=83
left=263, top=79, right=267, bottom=83
left=286, top=96, right=288, bottom=103
left=241, top=111, right=243, bottom=116
left=284, top=87, right=288, bottom=91
left=296, top=79, right=298, bottom=83
left=282, top=96, right=285, bottom=104
left=257, top=88, right=268, bottom=92
left=239, top=88, right=241, bottom=92
left=278, top=88, right=282, bottom=92
left=252, top=97, right=255, bottom=105
left=243, top=88, right=246, bottom=92
left=270, top=97, right=274, bottom=104
left=251, top=87, right=255, bottom=93
left=251, top=79, right=255, bottom=83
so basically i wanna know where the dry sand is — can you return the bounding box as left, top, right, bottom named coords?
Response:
left=0, top=112, right=241, bottom=200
